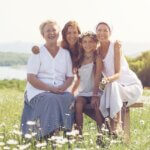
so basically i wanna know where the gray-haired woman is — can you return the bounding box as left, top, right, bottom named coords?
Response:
left=21, top=20, right=75, bottom=138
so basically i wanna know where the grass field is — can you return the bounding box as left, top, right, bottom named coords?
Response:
left=0, top=88, right=150, bottom=150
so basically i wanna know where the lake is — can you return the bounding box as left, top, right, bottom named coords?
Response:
left=0, top=66, right=26, bottom=80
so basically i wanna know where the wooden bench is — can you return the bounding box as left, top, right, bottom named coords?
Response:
left=84, top=102, right=143, bottom=141
left=121, top=102, right=143, bottom=141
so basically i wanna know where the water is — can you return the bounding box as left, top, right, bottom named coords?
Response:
left=0, top=66, right=26, bottom=80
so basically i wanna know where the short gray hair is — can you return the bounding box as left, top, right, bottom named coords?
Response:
left=39, top=20, right=60, bottom=36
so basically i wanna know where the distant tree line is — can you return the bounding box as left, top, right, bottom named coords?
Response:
left=127, top=50, right=150, bottom=87
left=0, top=52, right=29, bottom=66
left=0, top=51, right=149, bottom=87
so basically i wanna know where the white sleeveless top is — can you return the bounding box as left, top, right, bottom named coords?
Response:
left=102, top=42, right=142, bottom=86
left=77, top=63, right=94, bottom=97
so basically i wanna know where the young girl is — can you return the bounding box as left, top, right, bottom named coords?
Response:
left=72, top=32, right=103, bottom=135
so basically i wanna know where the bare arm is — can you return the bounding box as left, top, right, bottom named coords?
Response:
left=27, top=74, right=59, bottom=93
left=71, top=75, right=80, bottom=94
left=58, top=76, right=74, bottom=92
left=107, top=42, right=122, bottom=82
left=92, top=55, right=103, bottom=95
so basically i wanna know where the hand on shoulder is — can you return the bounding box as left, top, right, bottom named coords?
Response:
left=32, top=46, right=40, bottom=54
left=114, top=40, right=122, bottom=51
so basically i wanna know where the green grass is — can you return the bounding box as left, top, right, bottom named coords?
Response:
left=0, top=89, right=150, bottom=149
left=143, top=87, right=150, bottom=96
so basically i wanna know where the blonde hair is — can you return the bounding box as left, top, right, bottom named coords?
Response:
left=39, top=20, right=60, bottom=36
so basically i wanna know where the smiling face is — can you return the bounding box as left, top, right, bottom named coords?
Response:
left=42, top=23, right=59, bottom=43
left=66, top=26, right=79, bottom=47
left=96, top=23, right=111, bottom=43
left=81, top=36, right=96, bottom=53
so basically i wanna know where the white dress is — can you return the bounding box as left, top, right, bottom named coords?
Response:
left=77, top=63, right=95, bottom=97
left=99, top=42, right=143, bottom=118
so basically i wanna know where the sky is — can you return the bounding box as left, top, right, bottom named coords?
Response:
left=0, top=0, right=150, bottom=43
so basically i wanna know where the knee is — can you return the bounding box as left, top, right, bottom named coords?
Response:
left=75, top=100, right=84, bottom=113
left=93, top=106, right=100, bottom=113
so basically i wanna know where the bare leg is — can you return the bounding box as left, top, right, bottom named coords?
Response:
left=93, top=99, right=104, bottom=131
left=110, top=111, right=122, bottom=134
left=75, top=96, right=87, bottom=135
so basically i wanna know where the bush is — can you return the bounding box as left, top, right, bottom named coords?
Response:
left=127, top=50, right=150, bottom=87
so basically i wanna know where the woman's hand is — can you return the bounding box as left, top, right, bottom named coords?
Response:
left=32, top=46, right=40, bottom=54
left=114, top=40, right=121, bottom=51
left=101, top=77, right=110, bottom=85
left=57, top=85, right=67, bottom=93
left=91, top=96, right=100, bottom=109
left=50, top=86, right=61, bottom=94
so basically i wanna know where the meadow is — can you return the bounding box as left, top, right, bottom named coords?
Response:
left=0, top=82, right=150, bottom=149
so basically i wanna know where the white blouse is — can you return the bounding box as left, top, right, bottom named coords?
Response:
left=26, top=45, right=73, bottom=101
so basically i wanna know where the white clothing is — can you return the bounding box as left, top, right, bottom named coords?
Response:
left=77, top=63, right=95, bottom=97
left=100, top=42, right=143, bottom=118
left=102, top=43, right=141, bottom=86
left=26, top=46, right=73, bottom=101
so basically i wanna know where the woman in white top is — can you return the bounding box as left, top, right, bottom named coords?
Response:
left=96, top=22, right=143, bottom=134
left=21, top=20, right=74, bottom=139
left=72, top=32, right=103, bottom=135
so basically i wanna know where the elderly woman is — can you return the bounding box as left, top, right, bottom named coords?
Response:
left=21, top=20, right=74, bottom=138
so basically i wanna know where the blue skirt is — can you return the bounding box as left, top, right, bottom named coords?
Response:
left=21, top=92, right=75, bottom=138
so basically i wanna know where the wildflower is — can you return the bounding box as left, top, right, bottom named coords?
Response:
left=13, top=125, right=19, bottom=129
left=0, top=135, right=4, bottom=139
left=110, top=140, right=118, bottom=144
left=50, top=135, right=68, bottom=145
left=68, top=139, right=76, bottom=144
left=18, top=143, right=31, bottom=150
left=140, top=120, right=145, bottom=125
left=105, top=137, right=110, bottom=141
left=90, top=139, right=93, bottom=144
left=90, top=127, right=96, bottom=130
left=0, top=123, right=6, bottom=127
left=13, top=130, right=22, bottom=136
left=36, top=142, right=47, bottom=148
left=24, top=134, right=32, bottom=139
left=7, top=139, right=18, bottom=145
left=26, top=121, right=36, bottom=126
left=101, top=78, right=107, bottom=85
left=3, top=146, right=10, bottom=150
left=31, top=132, right=37, bottom=137
left=66, top=130, right=79, bottom=136
left=133, top=129, right=137, bottom=134
left=57, top=138, right=68, bottom=145
left=0, top=141, right=5, bottom=146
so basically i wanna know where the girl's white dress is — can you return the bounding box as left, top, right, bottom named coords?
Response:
left=77, top=63, right=95, bottom=97
left=99, top=42, right=143, bottom=118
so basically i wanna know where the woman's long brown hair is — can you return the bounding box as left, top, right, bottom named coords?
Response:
left=61, top=21, right=81, bottom=68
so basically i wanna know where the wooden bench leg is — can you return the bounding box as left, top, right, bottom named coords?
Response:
left=122, top=107, right=130, bottom=142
